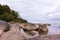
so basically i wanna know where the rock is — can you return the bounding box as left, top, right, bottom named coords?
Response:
left=9, top=23, right=19, bottom=31
left=0, top=22, right=51, bottom=40
left=19, top=23, right=39, bottom=36
left=28, top=34, right=60, bottom=40
left=0, top=27, right=25, bottom=40
left=0, top=20, right=10, bottom=36
left=0, top=30, right=4, bottom=37
left=20, top=23, right=49, bottom=35
left=38, top=24, right=49, bottom=35
left=20, top=28, right=39, bottom=39
left=21, top=23, right=39, bottom=31
left=0, top=20, right=10, bottom=32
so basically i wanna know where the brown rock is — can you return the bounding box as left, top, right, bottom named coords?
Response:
left=37, top=24, right=49, bottom=35
left=0, top=29, right=25, bottom=40
left=21, top=23, right=39, bottom=31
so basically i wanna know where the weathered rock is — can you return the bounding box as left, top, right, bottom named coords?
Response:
left=0, top=27, right=25, bottom=40
left=9, top=23, right=19, bottom=31
left=21, top=23, right=39, bottom=31
left=0, top=22, right=52, bottom=40
left=0, top=30, right=4, bottom=36
left=38, top=24, right=49, bottom=35
left=19, top=23, right=50, bottom=35
left=0, top=20, right=10, bottom=32
left=19, top=23, right=39, bottom=36
left=20, top=28, right=39, bottom=39
left=0, top=20, right=10, bottom=36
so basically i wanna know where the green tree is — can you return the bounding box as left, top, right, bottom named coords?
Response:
left=0, top=4, right=28, bottom=23
left=11, top=10, right=18, bottom=19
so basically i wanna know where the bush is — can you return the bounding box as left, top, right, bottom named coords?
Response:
left=13, top=18, right=28, bottom=23
left=0, top=4, right=28, bottom=23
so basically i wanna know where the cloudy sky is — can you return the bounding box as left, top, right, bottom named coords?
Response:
left=0, top=0, right=60, bottom=23
left=1, top=0, right=60, bottom=34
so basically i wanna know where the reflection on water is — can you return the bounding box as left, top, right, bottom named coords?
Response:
left=48, top=23, right=60, bottom=34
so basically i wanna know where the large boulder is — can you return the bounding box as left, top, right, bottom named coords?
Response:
left=0, top=20, right=10, bottom=36
left=19, top=23, right=39, bottom=36
left=38, top=24, right=50, bottom=35
left=20, top=23, right=50, bottom=35
left=0, top=20, right=10, bottom=32
left=10, top=23, right=50, bottom=36
left=21, top=23, right=39, bottom=31
left=0, top=28, right=25, bottom=40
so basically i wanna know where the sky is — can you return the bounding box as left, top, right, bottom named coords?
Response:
left=1, top=0, right=60, bottom=34
left=0, top=0, right=60, bottom=23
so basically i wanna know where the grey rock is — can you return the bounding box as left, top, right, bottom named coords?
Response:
left=0, top=20, right=10, bottom=32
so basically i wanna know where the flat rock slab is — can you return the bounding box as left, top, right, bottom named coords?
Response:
left=28, top=34, right=60, bottom=40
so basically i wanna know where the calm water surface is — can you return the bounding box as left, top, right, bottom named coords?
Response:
left=48, top=23, right=60, bottom=34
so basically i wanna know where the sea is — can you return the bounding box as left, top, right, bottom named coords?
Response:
left=48, top=23, right=60, bottom=34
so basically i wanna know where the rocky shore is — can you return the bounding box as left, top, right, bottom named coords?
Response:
left=0, top=20, right=60, bottom=40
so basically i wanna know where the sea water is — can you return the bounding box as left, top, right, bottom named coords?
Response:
left=48, top=23, right=60, bottom=34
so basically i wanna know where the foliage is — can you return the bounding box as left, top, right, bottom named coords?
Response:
left=0, top=4, right=28, bottom=23
left=13, top=18, right=28, bottom=23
